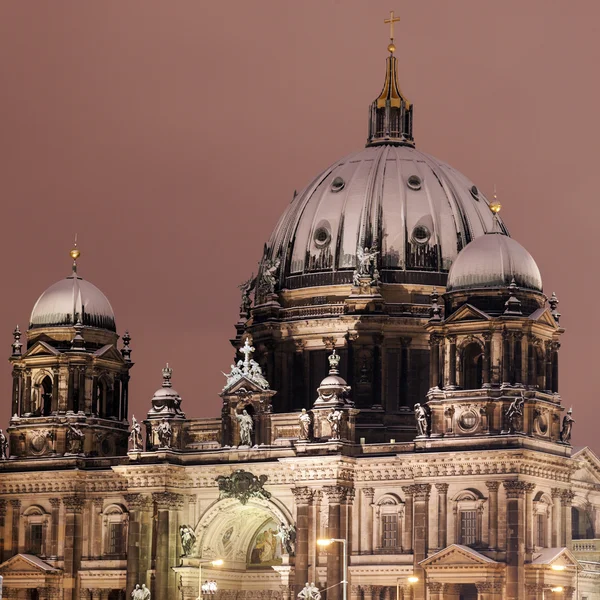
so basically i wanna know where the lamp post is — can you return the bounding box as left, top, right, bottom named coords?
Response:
left=395, top=576, right=418, bottom=600
left=197, top=558, right=223, bottom=600
left=551, top=563, right=581, bottom=599
left=317, top=538, right=347, bottom=600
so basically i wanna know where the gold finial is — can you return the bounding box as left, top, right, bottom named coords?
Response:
left=384, top=10, right=401, bottom=53
left=70, top=234, right=80, bottom=271
left=489, top=185, right=502, bottom=214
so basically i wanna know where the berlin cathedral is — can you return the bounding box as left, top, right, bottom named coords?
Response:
left=0, top=14, right=599, bottom=600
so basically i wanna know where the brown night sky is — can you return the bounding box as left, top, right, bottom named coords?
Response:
left=0, top=1, right=598, bottom=454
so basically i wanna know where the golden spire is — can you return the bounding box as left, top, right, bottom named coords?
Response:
left=384, top=10, right=401, bottom=53
left=70, top=234, right=80, bottom=273
left=489, top=185, right=502, bottom=214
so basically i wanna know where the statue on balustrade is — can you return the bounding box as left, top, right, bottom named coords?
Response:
left=560, top=408, right=575, bottom=443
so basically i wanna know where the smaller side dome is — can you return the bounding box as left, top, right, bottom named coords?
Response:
left=447, top=233, right=543, bottom=293
left=30, top=274, right=116, bottom=331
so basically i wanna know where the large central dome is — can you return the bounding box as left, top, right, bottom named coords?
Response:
left=265, top=144, right=507, bottom=291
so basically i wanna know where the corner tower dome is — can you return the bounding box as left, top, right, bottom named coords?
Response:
left=258, top=27, right=509, bottom=295
left=29, top=247, right=116, bottom=332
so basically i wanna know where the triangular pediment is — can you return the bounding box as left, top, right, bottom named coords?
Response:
left=93, top=344, right=126, bottom=363
left=420, top=544, right=498, bottom=568
left=529, top=307, right=559, bottom=329
left=572, top=447, right=600, bottom=483
left=22, top=341, right=61, bottom=359
left=221, top=375, right=272, bottom=396
left=444, top=304, right=491, bottom=324
left=0, top=553, right=60, bottom=574
left=531, top=547, right=579, bottom=568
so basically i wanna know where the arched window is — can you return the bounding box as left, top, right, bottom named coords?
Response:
left=461, top=342, right=483, bottom=390
left=41, top=376, right=53, bottom=416
left=95, top=376, right=113, bottom=418
left=375, top=494, right=404, bottom=553
left=572, top=506, right=595, bottom=540
left=452, top=489, right=486, bottom=548
left=103, top=504, right=129, bottom=556
left=23, top=505, right=50, bottom=556
left=533, top=492, right=553, bottom=548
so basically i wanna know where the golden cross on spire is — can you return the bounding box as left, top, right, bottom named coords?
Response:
left=384, top=10, right=401, bottom=41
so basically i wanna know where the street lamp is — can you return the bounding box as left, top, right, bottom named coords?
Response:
left=197, top=558, right=223, bottom=600
left=551, top=563, right=580, bottom=599
left=396, top=576, right=418, bottom=600
left=317, top=538, right=347, bottom=600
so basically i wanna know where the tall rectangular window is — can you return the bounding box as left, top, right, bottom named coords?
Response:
left=381, top=514, right=398, bottom=549
left=108, top=522, right=125, bottom=555
left=536, top=513, right=545, bottom=547
left=30, top=523, right=43, bottom=555
left=459, top=510, right=477, bottom=546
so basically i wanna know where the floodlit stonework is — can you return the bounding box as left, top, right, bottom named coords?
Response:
left=1, top=21, right=599, bottom=600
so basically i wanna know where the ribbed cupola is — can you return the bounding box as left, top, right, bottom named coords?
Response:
left=367, top=12, right=414, bottom=147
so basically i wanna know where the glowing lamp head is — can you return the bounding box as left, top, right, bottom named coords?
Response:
left=550, top=587, right=564, bottom=593
left=211, top=559, right=224, bottom=567
left=551, top=565, right=566, bottom=571
left=317, top=539, right=333, bottom=547
left=407, top=577, right=419, bottom=584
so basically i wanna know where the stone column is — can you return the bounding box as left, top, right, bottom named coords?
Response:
left=527, top=338, right=535, bottom=387
left=429, top=336, right=440, bottom=389
left=153, top=491, right=183, bottom=600
left=476, top=581, right=503, bottom=600
left=40, top=588, right=62, bottom=600
left=401, top=486, right=413, bottom=553
left=0, top=499, right=6, bottom=562
left=426, top=582, right=444, bottom=600
left=412, top=484, right=431, bottom=600
left=545, top=342, right=553, bottom=392
left=89, top=590, right=102, bottom=600
left=502, top=331, right=510, bottom=384
left=124, top=493, right=153, bottom=597
left=447, top=336, right=457, bottom=388
left=551, top=488, right=562, bottom=547
left=324, top=486, right=347, bottom=600
left=91, top=498, right=103, bottom=559
left=482, top=333, right=492, bottom=387
left=551, top=342, right=560, bottom=393
left=524, top=483, right=536, bottom=553
left=292, top=487, right=313, bottom=597
left=435, top=483, right=448, bottom=550
left=63, top=495, right=84, bottom=600
left=9, top=499, right=21, bottom=555
left=49, top=498, right=61, bottom=559
left=503, top=481, right=526, bottom=600
left=485, top=481, right=500, bottom=550
left=78, top=589, right=89, bottom=600
left=561, top=490, right=574, bottom=547
left=362, top=488, right=375, bottom=553
left=514, top=332, right=523, bottom=384
left=342, top=488, right=355, bottom=552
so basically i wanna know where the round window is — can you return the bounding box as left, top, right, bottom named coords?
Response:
left=314, top=227, right=331, bottom=248
left=411, top=225, right=431, bottom=245
left=407, top=175, right=422, bottom=190
left=331, top=176, right=345, bottom=192
left=458, top=410, right=478, bottom=431
left=470, top=185, right=480, bottom=200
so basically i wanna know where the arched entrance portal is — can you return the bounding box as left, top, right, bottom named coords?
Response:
left=175, top=497, right=294, bottom=600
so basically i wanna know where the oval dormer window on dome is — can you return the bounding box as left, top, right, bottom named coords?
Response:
left=470, top=185, right=480, bottom=201
left=331, top=176, right=345, bottom=192
left=407, top=175, right=422, bottom=190
left=411, top=225, right=431, bottom=245
left=314, top=226, right=332, bottom=248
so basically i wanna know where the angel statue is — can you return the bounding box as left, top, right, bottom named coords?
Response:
left=179, top=524, right=196, bottom=556
left=260, top=257, right=281, bottom=296
left=356, top=246, right=379, bottom=276
left=129, top=415, right=143, bottom=451
left=238, top=274, right=256, bottom=317
left=505, top=395, right=525, bottom=434
left=156, top=419, right=172, bottom=449
left=276, top=523, right=296, bottom=555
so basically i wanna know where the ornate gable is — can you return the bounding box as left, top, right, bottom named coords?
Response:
left=529, top=307, right=560, bottom=329
left=0, top=553, right=60, bottom=574
left=93, top=344, right=126, bottom=363
left=420, top=544, right=499, bottom=568
left=21, top=341, right=61, bottom=359
left=443, top=304, right=491, bottom=324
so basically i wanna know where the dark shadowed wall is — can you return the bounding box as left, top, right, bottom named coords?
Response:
left=0, top=1, right=598, bottom=453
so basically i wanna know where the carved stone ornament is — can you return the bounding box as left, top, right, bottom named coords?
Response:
left=215, top=469, right=271, bottom=505
left=180, top=523, right=196, bottom=556
left=223, top=337, right=270, bottom=391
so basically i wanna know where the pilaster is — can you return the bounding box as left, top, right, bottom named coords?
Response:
left=503, top=481, right=526, bottom=600
left=292, top=486, right=313, bottom=597
left=434, top=483, right=448, bottom=549
left=485, top=481, right=500, bottom=550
